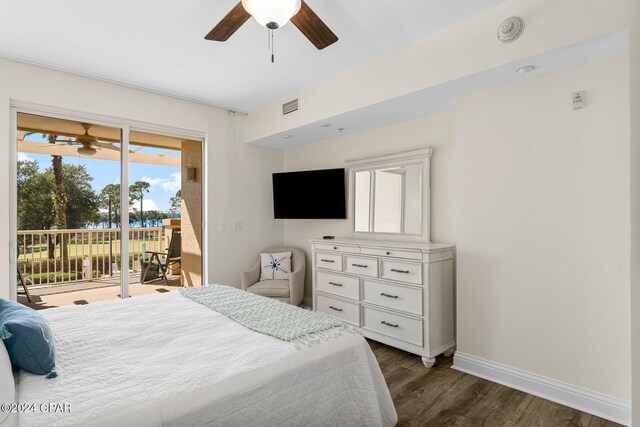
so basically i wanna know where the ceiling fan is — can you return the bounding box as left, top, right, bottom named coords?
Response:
left=39, top=124, right=121, bottom=157
left=205, top=0, right=338, bottom=53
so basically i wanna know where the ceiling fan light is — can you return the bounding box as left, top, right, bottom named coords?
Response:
left=77, top=146, right=97, bottom=156
left=242, top=0, right=301, bottom=29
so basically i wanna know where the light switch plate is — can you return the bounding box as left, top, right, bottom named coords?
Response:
left=234, top=221, right=244, bottom=231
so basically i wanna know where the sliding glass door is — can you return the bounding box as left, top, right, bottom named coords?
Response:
left=13, top=109, right=204, bottom=308
left=127, top=131, right=203, bottom=290
left=15, top=112, right=126, bottom=307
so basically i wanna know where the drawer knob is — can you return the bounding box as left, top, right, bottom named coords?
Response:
left=329, top=281, right=343, bottom=287
left=352, top=263, right=368, bottom=268
left=386, top=251, right=392, bottom=255
left=333, top=246, right=338, bottom=250
left=321, top=259, right=335, bottom=263
left=329, top=306, right=343, bottom=312
left=390, top=268, right=410, bottom=274
left=381, top=320, right=399, bottom=328
left=380, top=292, right=399, bottom=299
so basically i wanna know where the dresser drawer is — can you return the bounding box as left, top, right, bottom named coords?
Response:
left=315, top=252, right=343, bottom=271
left=316, top=294, right=360, bottom=326
left=361, top=247, right=422, bottom=261
left=380, top=259, right=422, bottom=284
left=316, top=271, right=360, bottom=300
left=314, top=243, right=360, bottom=254
left=345, top=255, right=378, bottom=277
left=362, top=279, right=422, bottom=316
left=363, top=306, right=422, bottom=346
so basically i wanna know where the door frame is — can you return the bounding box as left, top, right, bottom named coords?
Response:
left=9, top=100, right=207, bottom=301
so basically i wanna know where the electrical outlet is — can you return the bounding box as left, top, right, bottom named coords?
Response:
left=234, top=221, right=244, bottom=231
left=218, top=221, right=226, bottom=232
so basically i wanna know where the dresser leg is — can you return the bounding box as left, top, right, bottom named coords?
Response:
left=443, top=347, right=456, bottom=357
left=421, top=357, right=436, bottom=368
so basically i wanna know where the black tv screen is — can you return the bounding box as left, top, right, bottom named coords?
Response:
left=273, top=168, right=346, bottom=219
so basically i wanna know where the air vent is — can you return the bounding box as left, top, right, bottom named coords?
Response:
left=282, top=99, right=299, bottom=115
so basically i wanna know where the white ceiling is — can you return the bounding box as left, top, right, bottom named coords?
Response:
left=0, top=0, right=507, bottom=112
left=251, top=30, right=629, bottom=149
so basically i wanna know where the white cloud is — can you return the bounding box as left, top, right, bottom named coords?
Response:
left=141, top=172, right=181, bottom=193
left=129, top=198, right=160, bottom=212
left=18, top=152, right=34, bottom=162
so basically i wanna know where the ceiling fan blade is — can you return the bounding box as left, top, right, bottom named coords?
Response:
left=93, top=141, right=121, bottom=152
left=291, top=1, right=338, bottom=50
left=204, top=2, right=251, bottom=41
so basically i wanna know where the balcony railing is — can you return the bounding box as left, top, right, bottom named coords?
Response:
left=17, top=227, right=165, bottom=286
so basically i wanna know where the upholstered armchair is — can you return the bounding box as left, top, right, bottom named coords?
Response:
left=242, top=246, right=306, bottom=306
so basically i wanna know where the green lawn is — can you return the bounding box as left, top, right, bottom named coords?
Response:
left=17, top=238, right=163, bottom=263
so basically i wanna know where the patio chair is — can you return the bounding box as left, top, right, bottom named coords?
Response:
left=141, top=229, right=181, bottom=285
left=17, top=264, right=32, bottom=302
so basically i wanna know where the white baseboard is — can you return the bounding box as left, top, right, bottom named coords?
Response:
left=452, top=352, right=630, bottom=426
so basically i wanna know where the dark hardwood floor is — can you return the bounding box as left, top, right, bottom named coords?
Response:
left=368, top=340, right=620, bottom=427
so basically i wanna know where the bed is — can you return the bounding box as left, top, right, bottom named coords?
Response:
left=9, top=289, right=397, bottom=427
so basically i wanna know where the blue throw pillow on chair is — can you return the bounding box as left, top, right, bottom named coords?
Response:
left=0, top=299, right=56, bottom=377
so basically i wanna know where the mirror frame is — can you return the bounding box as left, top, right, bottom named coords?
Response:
left=346, top=147, right=433, bottom=242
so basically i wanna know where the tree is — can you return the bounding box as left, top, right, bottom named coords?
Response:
left=145, top=210, right=158, bottom=227
left=17, top=162, right=98, bottom=266
left=47, top=135, right=67, bottom=230
left=98, top=183, right=121, bottom=228
left=17, top=160, right=53, bottom=259
left=129, top=181, right=150, bottom=227
left=17, top=159, right=39, bottom=189
left=169, top=189, right=181, bottom=216
left=17, top=162, right=98, bottom=231
left=129, top=209, right=139, bottom=227
left=62, top=165, right=100, bottom=229
left=45, top=134, right=70, bottom=264
left=17, top=161, right=55, bottom=231
left=94, top=211, right=110, bottom=229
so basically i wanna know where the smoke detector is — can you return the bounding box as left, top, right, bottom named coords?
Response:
left=497, top=16, right=525, bottom=44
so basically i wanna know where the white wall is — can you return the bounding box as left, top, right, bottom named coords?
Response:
left=630, top=4, right=640, bottom=425
left=246, top=0, right=638, bottom=144
left=0, top=58, right=284, bottom=299
left=282, top=111, right=456, bottom=299
left=456, top=55, right=631, bottom=402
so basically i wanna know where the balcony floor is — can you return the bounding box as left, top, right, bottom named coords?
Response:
left=18, top=276, right=181, bottom=310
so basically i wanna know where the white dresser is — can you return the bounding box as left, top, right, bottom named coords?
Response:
left=311, top=237, right=455, bottom=368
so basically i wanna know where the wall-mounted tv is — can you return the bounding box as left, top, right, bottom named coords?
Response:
left=273, top=168, right=346, bottom=219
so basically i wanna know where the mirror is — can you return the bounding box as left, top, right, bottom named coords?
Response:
left=354, top=164, right=422, bottom=234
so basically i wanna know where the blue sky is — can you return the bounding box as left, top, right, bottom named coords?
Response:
left=19, top=136, right=180, bottom=212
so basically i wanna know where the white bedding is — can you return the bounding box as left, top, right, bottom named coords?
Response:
left=15, top=291, right=396, bottom=427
